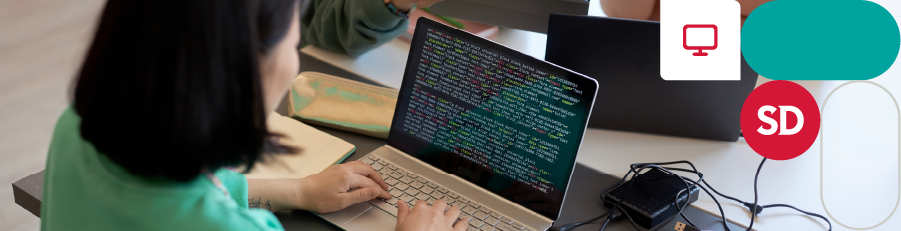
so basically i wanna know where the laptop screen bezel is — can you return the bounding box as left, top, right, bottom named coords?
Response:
left=386, top=17, right=599, bottom=221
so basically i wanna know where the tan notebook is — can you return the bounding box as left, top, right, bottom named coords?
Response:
left=242, top=112, right=356, bottom=179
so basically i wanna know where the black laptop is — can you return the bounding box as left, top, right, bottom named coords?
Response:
left=545, top=14, right=759, bottom=142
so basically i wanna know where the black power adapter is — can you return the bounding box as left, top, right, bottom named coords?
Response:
left=561, top=159, right=832, bottom=231
left=603, top=168, right=700, bottom=229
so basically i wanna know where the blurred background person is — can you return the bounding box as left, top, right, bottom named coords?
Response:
left=599, top=0, right=772, bottom=25
left=301, top=0, right=444, bottom=57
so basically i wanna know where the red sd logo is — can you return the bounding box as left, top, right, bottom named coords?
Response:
left=740, top=80, right=820, bottom=160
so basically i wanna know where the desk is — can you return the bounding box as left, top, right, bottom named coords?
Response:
left=277, top=123, right=747, bottom=231
left=296, top=0, right=901, bottom=229
left=284, top=79, right=901, bottom=231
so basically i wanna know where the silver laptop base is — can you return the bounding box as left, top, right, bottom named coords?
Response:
left=318, top=145, right=552, bottom=231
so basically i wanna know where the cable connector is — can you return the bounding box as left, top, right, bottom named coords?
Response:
left=743, top=202, right=764, bottom=215
left=608, top=208, right=623, bottom=220
left=558, top=207, right=625, bottom=231
left=599, top=209, right=624, bottom=231
left=674, top=221, right=712, bottom=231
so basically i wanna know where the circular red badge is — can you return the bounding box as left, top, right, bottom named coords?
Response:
left=740, top=80, right=820, bottom=160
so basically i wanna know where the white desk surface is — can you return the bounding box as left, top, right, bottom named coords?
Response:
left=300, top=0, right=901, bottom=230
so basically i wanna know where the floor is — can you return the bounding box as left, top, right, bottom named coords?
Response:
left=0, top=0, right=106, bottom=230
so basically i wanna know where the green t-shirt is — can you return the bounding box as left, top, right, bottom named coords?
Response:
left=40, top=108, right=283, bottom=231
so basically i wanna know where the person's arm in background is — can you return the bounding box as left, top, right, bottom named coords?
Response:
left=599, top=0, right=772, bottom=26
left=736, top=0, right=770, bottom=25
left=301, top=0, right=443, bottom=57
left=599, top=0, right=660, bottom=21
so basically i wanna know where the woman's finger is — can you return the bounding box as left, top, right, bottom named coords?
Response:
left=348, top=174, right=391, bottom=199
left=336, top=188, right=381, bottom=208
left=396, top=200, right=409, bottom=225
left=414, top=200, right=430, bottom=210
left=444, top=204, right=461, bottom=225
left=452, top=217, right=468, bottom=231
left=410, top=200, right=430, bottom=215
left=432, top=199, right=448, bottom=213
left=342, top=162, right=390, bottom=190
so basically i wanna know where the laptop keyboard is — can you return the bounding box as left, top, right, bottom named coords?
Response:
left=362, top=154, right=536, bottom=231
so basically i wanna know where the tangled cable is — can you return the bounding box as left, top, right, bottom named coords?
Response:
left=558, top=158, right=832, bottom=231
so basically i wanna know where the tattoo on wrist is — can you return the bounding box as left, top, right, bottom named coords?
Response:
left=249, top=197, right=272, bottom=211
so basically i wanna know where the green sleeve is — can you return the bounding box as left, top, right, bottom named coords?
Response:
left=301, top=0, right=409, bottom=57
left=215, top=168, right=250, bottom=209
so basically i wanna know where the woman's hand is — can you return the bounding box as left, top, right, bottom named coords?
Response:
left=295, top=161, right=392, bottom=213
left=396, top=199, right=467, bottom=231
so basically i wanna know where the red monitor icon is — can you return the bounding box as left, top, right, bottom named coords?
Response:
left=683, top=24, right=718, bottom=56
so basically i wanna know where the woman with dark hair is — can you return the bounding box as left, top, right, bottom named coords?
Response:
left=40, top=0, right=466, bottom=230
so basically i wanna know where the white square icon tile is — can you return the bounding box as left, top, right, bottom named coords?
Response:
left=660, top=0, right=741, bottom=81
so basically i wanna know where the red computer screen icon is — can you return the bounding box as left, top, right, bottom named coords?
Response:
left=683, top=24, right=718, bottom=56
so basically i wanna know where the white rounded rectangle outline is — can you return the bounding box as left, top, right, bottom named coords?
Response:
left=820, top=81, right=900, bottom=230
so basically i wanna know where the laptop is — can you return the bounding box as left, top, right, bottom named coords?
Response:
left=318, top=17, right=599, bottom=231
left=545, top=14, right=759, bottom=142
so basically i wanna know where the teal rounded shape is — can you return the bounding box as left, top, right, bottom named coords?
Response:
left=742, top=0, right=900, bottom=81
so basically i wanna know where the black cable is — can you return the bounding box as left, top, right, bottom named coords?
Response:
left=675, top=188, right=698, bottom=228
left=625, top=164, right=696, bottom=231
left=680, top=213, right=696, bottom=228
left=747, top=158, right=766, bottom=231
left=616, top=204, right=643, bottom=231
left=761, top=204, right=832, bottom=231
left=678, top=177, right=732, bottom=231
left=701, top=178, right=748, bottom=205
left=629, top=163, right=731, bottom=231
left=562, top=159, right=830, bottom=231
left=744, top=158, right=832, bottom=231
left=558, top=209, right=612, bottom=231
left=598, top=208, right=622, bottom=231
left=607, top=166, right=650, bottom=231
left=559, top=165, right=639, bottom=231
left=608, top=164, right=713, bottom=231
left=562, top=164, right=669, bottom=231
left=570, top=161, right=726, bottom=231
left=701, top=178, right=767, bottom=215
left=598, top=218, right=611, bottom=231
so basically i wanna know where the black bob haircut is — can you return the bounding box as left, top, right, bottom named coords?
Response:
left=74, top=0, right=307, bottom=182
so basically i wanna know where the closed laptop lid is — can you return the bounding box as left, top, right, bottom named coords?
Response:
left=388, top=17, right=599, bottom=220
left=546, top=14, right=759, bottom=142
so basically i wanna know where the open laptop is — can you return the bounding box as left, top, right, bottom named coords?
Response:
left=545, top=14, right=759, bottom=142
left=318, top=17, right=598, bottom=231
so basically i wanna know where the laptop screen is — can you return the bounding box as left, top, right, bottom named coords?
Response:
left=388, top=18, right=597, bottom=219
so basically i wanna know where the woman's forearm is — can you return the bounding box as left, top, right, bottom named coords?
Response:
left=600, top=0, right=769, bottom=24
left=738, top=0, right=771, bottom=17
left=246, top=178, right=303, bottom=212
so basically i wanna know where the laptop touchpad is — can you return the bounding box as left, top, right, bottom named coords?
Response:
left=343, top=207, right=397, bottom=231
